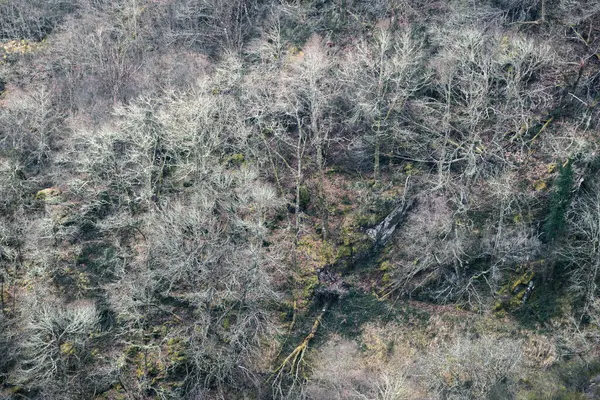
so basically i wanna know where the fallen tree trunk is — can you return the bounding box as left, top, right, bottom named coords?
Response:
left=269, top=301, right=331, bottom=392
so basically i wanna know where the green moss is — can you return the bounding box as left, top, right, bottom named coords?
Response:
left=495, top=267, right=536, bottom=316
left=382, top=272, right=391, bottom=283
left=510, top=270, right=535, bottom=294
left=335, top=216, right=372, bottom=267
left=9, top=386, right=25, bottom=395
left=60, top=342, right=75, bottom=356
left=125, top=344, right=140, bottom=357
left=35, top=187, right=63, bottom=202
left=223, top=317, right=230, bottom=331
left=379, top=261, right=393, bottom=272
left=534, top=180, right=547, bottom=191
left=151, top=324, right=168, bottom=338
left=297, top=234, right=335, bottom=266
left=339, top=213, right=372, bottom=253
left=354, top=212, right=379, bottom=226
left=379, top=261, right=395, bottom=283
left=301, top=274, right=319, bottom=298
left=226, top=153, right=246, bottom=167
left=337, top=244, right=352, bottom=258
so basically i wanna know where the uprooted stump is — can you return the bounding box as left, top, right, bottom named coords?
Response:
left=316, top=269, right=349, bottom=302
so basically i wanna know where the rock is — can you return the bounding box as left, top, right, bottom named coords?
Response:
left=366, top=197, right=415, bottom=249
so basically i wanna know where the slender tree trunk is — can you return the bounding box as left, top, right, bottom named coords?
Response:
left=295, top=125, right=303, bottom=233
left=339, top=0, right=347, bottom=24
left=374, top=49, right=386, bottom=183
left=374, top=119, right=381, bottom=182
left=313, top=112, right=329, bottom=240
left=318, top=150, right=329, bottom=241
left=438, top=82, right=452, bottom=187
left=1, top=277, right=4, bottom=314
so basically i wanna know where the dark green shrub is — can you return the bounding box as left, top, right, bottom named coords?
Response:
left=299, top=185, right=311, bottom=211
left=544, top=161, right=574, bottom=242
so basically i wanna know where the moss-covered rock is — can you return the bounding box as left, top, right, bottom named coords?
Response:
left=494, top=265, right=537, bottom=315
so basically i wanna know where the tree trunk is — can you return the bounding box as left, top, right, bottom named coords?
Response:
left=374, top=127, right=381, bottom=182
left=313, top=117, right=329, bottom=241
left=295, top=124, right=304, bottom=233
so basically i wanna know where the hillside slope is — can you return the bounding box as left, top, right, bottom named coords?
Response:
left=1, top=1, right=600, bottom=399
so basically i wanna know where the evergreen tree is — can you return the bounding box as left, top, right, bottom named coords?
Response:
left=544, top=160, right=574, bottom=242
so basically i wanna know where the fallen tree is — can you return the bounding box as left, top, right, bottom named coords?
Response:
left=269, top=301, right=330, bottom=396
left=269, top=191, right=416, bottom=395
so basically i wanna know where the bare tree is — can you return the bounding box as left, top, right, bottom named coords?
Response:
left=562, top=177, right=600, bottom=321
left=0, top=0, right=77, bottom=40
left=0, top=84, right=63, bottom=171
left=342, top=27, right=428, bottom=180
left=423, top=335, right=523, bottom=399
left=158, top=0, right=261, bottom=53
left=16, top=298, right=103, bottom=398
left=273, top=34, right=339, bottom=239
left=244, top=34, right=339, bottom=237
left=144, top=173, right=281, bottom=393
left=427, top=23, right=554, bottom=192
left=72, top=74, right=284, bottom=395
